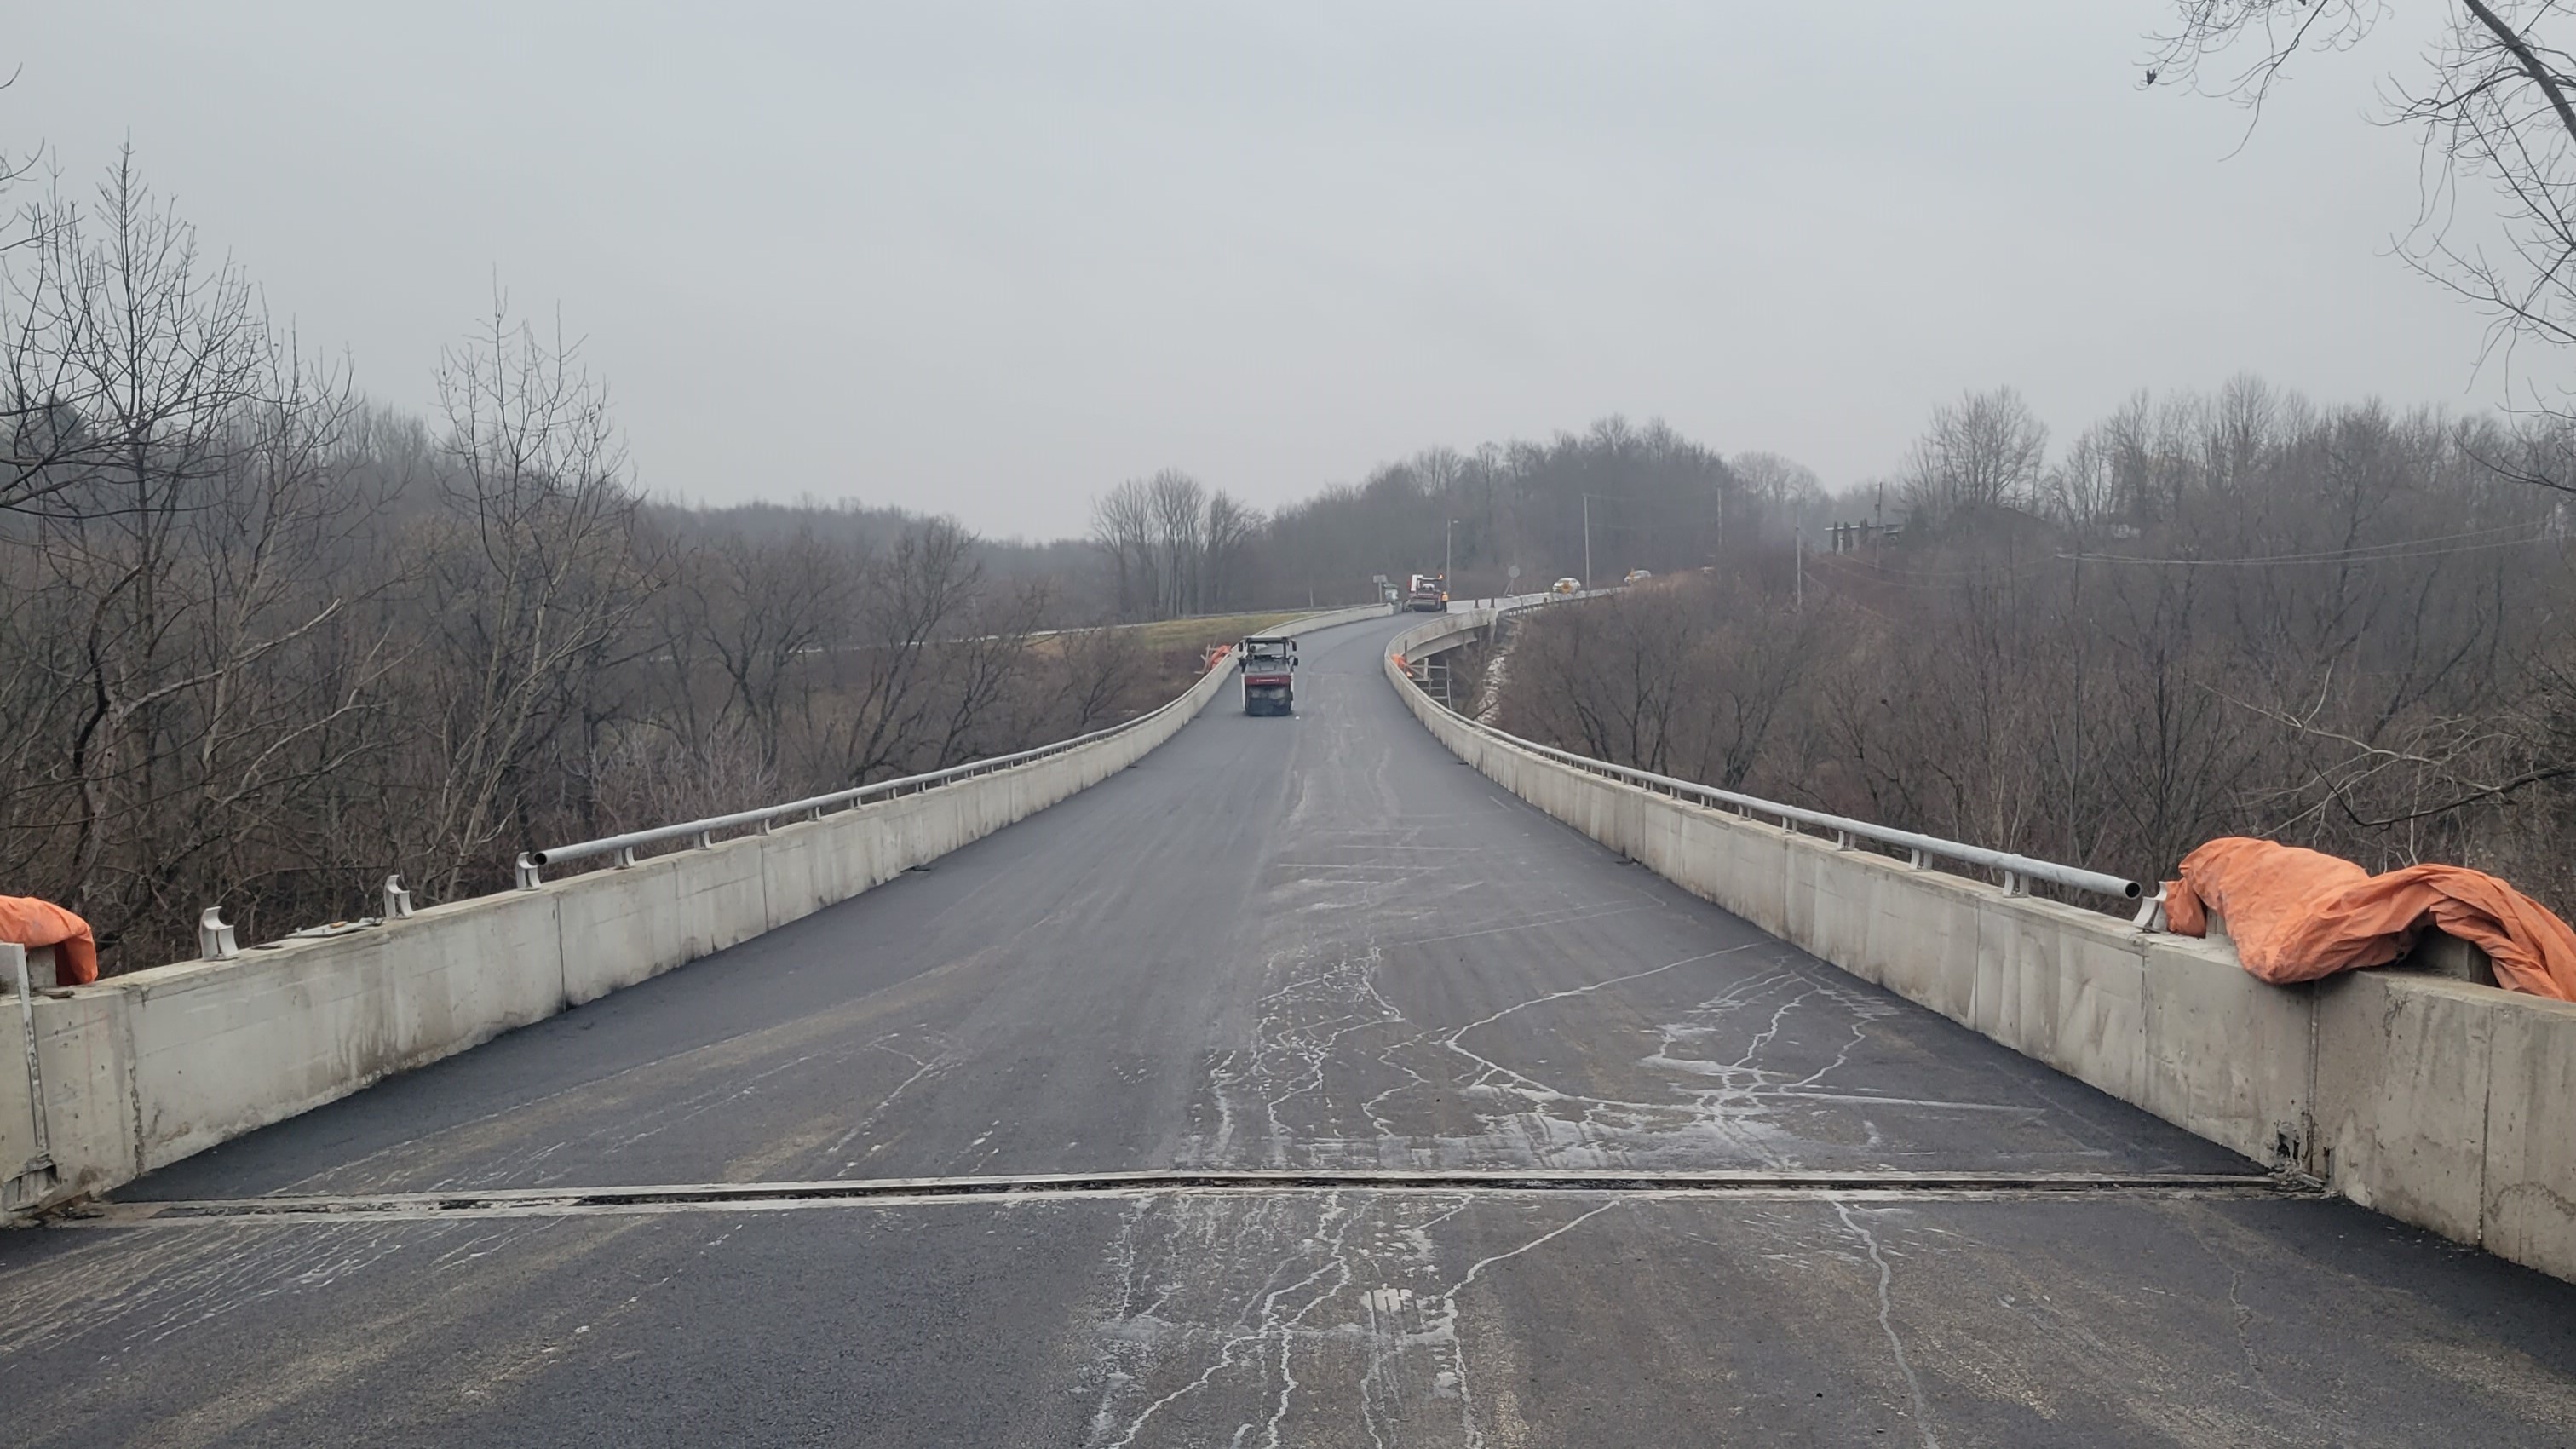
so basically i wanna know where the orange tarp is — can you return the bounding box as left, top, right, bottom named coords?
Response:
left=2165, top=837, right=2576, bottom=1001
left=0, top=895, right=97, bottom=986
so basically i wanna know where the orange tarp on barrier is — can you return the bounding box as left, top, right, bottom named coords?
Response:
left=0, top=895, right=97, bottom=986
left=2165, top=837, right=2576, bottom=1001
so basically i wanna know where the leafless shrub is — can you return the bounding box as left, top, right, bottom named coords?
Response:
left=0, top=151, right=1170, bottom=970
left=1501, top=381, right=2576, bottom=911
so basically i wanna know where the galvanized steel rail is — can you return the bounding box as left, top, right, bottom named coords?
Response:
left=515, top=645, right=1244, bottom=888
left=1394, top=600, right=2148, bottom=911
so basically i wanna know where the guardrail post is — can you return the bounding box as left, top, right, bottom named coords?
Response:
left=2002, top=870, right=2027, bottom=898
left=2132, top=888, right=2169, bottom=933
left=198, top=907, right=239, bottom=960
left=515, top=854, right=543, bottom=889
left=382, top=875, right=414, bottom=920
left=614, top=846, right=637, bottom=868
left=1908, top=848, right=1930, bottom=871
left=693, top=830, right=713, bottom=850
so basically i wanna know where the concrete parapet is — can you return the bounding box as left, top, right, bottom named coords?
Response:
left=556, top=852, right=699, bottom=1006
left=20, top=991, right=130, bottom=1202
left=7, top=622, right=1276, bottom=1219
left=2137, top=934, right=2311, bottom=1168
left=123, top=885, right=570, bottom=1173
left=2481, top=991, right=2576, bottom=1277
left=2311, top=971, right=2496, bottom=1245
left=1384, top=614, right=2576, bottom=1285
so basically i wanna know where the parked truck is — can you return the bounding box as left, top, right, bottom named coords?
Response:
left=1406, top=572, right=1449, bottom=612
left=1239, top=635, right=1297, bottom=716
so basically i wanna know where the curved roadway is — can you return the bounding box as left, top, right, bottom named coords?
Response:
left=3, top=612, right=2573, bottom=1446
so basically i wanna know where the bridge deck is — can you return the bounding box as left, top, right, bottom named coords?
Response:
left=4, top=613, right=2572, bottom=1446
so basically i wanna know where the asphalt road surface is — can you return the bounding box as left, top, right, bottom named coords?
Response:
left=5, top=612, right=2574, bottom=1446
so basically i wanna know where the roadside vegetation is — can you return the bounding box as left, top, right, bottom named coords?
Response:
left=0, top=152, right=1171, bottom=970
left=21, top=2, right=2576, bottom=972
left=1498, top=382, right=2576, bottom=913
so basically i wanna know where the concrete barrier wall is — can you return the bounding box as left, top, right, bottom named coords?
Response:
left=1387, top=612, right=2576, bottom=1285
left=12, top=612, right=1398, bottom=1215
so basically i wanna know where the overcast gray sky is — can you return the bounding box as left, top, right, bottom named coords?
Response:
left=9, top=3, right=2548, bottom=537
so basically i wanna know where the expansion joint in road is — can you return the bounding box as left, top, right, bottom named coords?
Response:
left=60, top=1167, right=2321, bottom=1226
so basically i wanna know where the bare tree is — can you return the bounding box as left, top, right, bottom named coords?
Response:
left=1201, top=489, right=1262, bottom=612
left=928, top=578, right=1049, bottom=768
left=673, top=526, right=856, bottom=779
left=1047, top=624, right=1147, bottom=732
left=1147, top=469, right=1207, bottom=618
left=1087, top=469, right=1262, bottom=620
left=0, top=152, right=400, bottom=958
left=1728, top=451, right=1825, bottom=544
left=1503, top=579, right=1802, bottom=779
left=2151, top=3, right=2576, bottom=425
left=1502, top=379, right=2576, bottom=914
left=0, top=141, right=1251, bottom=971
left=1090, top=476, right=1157, bottom=621
left=810, top=516, right=981, bottom=785
left=1901, top=388, right=2049, bottom=527
left=0, top=89, right=101, bottom=518
left=413, top=298, right=650, bottom=895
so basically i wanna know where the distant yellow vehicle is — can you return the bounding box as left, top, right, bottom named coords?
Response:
left=1551, top=576, right=1580, bottom=595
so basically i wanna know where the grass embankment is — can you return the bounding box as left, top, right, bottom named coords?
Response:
left=1124, top=611, right=1304, bottom=653
left=1122, top=611, right=1311, bottom=707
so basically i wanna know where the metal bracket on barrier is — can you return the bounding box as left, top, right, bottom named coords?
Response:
left=515, top=854, right=543, bottom=890
left=198, top=908, right=239, bottom=960
left=382, top=876, right=415, bottom=919
left=12, top=943, right=52, bottom=1181
left=693, top=830, right=714, bottom=850
left=2001, top=870, right=2027, bottom=898
left=1907, top=848, right=1931, bottom=871
left=1831, top=829, right=1854, bottom=851
left=614, top=845, right=637, bottom=868
left=2132, top=887, right=2169, bottom=933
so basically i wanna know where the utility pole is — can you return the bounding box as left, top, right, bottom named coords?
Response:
left=1794, top=524, right=1803, bottom=612
left=1583, top=495, right=1592, bottom=588
left=1445, top=518, right=1455, bottom=583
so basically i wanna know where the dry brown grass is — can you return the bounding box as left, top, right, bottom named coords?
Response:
left=1123, top=611, right=1306, bottom=653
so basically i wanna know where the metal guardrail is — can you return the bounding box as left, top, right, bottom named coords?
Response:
left=1389, top=604, right=2150, bottom=914
left=515, top=651, right=1247, bottom=888
left=514, top=600, right=1400, bottom=888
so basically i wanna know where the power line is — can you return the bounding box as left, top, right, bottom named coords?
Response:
left=1806, top=551, right=2052, bottom=587
left=2065, top=524, right=2553, bottom=568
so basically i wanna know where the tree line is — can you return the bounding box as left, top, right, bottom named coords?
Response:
left=1498, top=380, right=2576, bottom=915
left=1087, top=417, right=1836, bottom=619
left=0, top=152, right=1158, bottom=971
